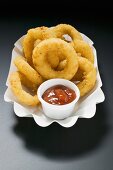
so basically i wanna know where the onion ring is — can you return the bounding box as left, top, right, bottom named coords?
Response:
left=19, top=73, right=38, bottom=92
left=53, top=24, right=83, bottom=42
left=32, top=38, right=78, bottom=80
left=23, top=26, right=55, bottom=65
left=9, top=72, right=39, bottom=106
left=73, top=40, right=94, bottom=63
left=14, top=56, right=43, bottom=86
left=74, top=57, right=96, bottom=96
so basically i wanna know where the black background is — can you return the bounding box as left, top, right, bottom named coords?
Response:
left=0, top=1, right=113, bottom=170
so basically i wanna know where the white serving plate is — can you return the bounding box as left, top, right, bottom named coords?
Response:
left=4, top=33, right=105, bottom=127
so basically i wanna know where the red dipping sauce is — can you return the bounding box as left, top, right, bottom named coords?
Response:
left=42, top=85, right=76, bottom=105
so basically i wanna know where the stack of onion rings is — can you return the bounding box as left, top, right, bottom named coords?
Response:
left=9, top=24, right=96, bottom=106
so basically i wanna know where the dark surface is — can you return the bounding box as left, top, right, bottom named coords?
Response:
left=0, top=7, right=113, bottom=170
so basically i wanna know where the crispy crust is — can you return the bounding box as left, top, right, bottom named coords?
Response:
left=14, top=56, right=43, bottom=86
left=9, top=72, right=39, bottom=106
left=19, top=72, right=38, bottom=92
left=32, top=38, right=78, bottom=80
left=73, top=40, right=94, bottom=63
left=75, top=57, right=96, bottom=96
left=53, top=24, right=83, bottom=41
left=23, top=26, right=55, bottom=65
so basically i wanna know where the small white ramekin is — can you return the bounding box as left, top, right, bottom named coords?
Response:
left=37, top=79, right=80, bottom=120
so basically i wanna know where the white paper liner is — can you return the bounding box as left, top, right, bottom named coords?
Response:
left=4, top=33, right=105, bottom=127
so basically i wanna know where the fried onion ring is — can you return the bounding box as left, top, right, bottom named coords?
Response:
left=19, top=73, right=38, bottom=92
left=32, top=38, right=78, bottom=80
left=23, top=26, right=55, bottom=65
left=14, top=56, right=43, bottom=86
left=73, top=40, right=94, bottom=63
left=9, top=72, right=39, bottom=106
left=74, top=57, right=96, bottom=96
left=53, top=24, right=83, bottom=42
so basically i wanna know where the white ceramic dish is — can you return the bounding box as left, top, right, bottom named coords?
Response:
left=4, top=33, right=105, bottom=127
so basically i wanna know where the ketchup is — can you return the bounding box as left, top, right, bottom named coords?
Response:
left=42, top=85, right=76, bottom=105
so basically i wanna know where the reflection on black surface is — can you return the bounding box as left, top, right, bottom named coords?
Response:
left=13, top=103, right=109, bottom=160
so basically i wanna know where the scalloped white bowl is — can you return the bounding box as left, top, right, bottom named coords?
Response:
left=4, top=33, right=105, bottom=127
